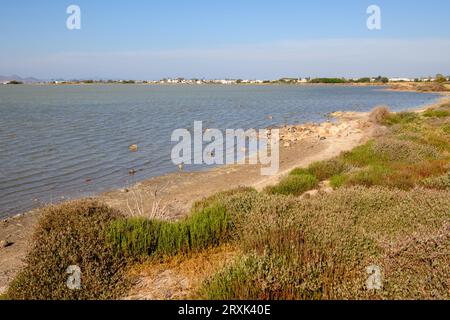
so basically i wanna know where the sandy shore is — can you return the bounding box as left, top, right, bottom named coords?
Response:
left=1, top=92, right=448, bottom=294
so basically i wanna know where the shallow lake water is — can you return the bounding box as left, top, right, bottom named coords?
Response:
left=0, top=84, right=440, bottom=218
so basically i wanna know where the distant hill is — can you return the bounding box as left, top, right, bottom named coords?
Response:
left=0, top=75, right=41, bottom=83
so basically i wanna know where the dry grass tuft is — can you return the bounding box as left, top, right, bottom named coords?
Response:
left=369, top=105, right=391, bottom=124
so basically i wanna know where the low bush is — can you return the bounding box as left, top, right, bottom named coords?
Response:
left=373, top=138, right=440, bottom=162
left=264, top=174, right=318, bottom=196
left=289, top=167, right=310, bottom=176
left=201, top=248, right=335, bottom=300
left=344, top=165, right=392, bottom=188
left=108, top=204, right=231, bottom=259
left=329, top=174, right=348, bottom=189
left=442, top=124, right=450, bottom=134
left=420, top=172, right=450, bottom=190
left=382, top=112, right=419, bottom=126
left=191, top=187, right=257, bottom=213
left=423, top=109, right=450, bottom=118
left=393, top=125, right=450, bottom=152
left=107, top=218, right=164, bottom=258
left=341, top=141, right=380, bottom=167
left=336, top=160, right=448, bottom=190
left=369, top=105, right=391, bottom=124
left=422, top=131, right=450, bottom=152
left=291, top=159, right=351, bottom=181
left=7, top=200, right=127, bottom=300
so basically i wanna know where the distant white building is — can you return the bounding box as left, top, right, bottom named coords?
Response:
left=218, top=79, right=235, bottom=84
left=389, top=77, right=413, bottom=82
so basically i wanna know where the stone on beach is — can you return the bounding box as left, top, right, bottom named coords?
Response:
left=0, top=239, right=12, bottom=249
left=275, top=114, right=364, bottom=145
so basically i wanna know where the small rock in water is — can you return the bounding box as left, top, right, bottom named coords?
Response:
left=129, top=144, right=139, bottom=152
left=129, top=169, right=137, bottom=175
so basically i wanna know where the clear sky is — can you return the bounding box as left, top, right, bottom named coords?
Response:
left=1, top=0, right=449, bottom=79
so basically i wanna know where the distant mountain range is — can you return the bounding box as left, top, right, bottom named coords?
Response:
left=0, top=75, right=41, bottom=83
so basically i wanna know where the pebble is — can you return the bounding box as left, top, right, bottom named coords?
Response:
left=0, top=239, right=12, bottom=248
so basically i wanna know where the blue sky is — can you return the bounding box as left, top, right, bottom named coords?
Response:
left=1, top=0, right=449, bottom=79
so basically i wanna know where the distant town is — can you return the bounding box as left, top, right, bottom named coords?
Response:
left=1, top=74, right=449, bottom=85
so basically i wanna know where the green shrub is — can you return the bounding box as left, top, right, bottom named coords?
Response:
left=201, top=250, right=334, bottom=300
left=264, top=174, right=318, bottom=196
left=156, top=221, right=191, bottom=256
left=423, top=109, right=450, bottom=118
left=7, top=200, right=127, bottom=300
left=373, top=138, right=440, bottom=162
left=107, top=218, right=164, bottom=258
left=341, top=141, right=380, bottom=167
left=422, top=131, right=450, bottom=152
left=421, top=173, right=450, bottom=190
left=345, top=165, right=391, bottom=188
left=188, top=205, right=230, bottom=249
left=305, top=159, right=351, bottom=181
left=442, top=124, right=450, bottom=134
left=191, top=187, right=257, bottom=213
left=330, top=174, right=347, bottom=189
left=290, top=160, right=350, bottom=182
left=108, top=204, right=231, bottom=259
left=383, top=112, right=419, bottom=126
left=289, top=167, right=310, bottom=176
left=394, top=125, right=450, bottom=152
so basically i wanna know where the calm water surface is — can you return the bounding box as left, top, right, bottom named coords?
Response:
left=0, top=85, right=440, bottom=218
